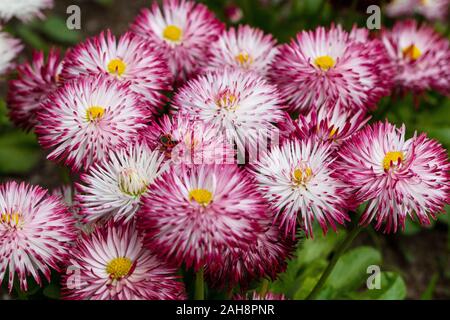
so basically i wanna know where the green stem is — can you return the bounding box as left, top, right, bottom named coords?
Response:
left=259, top=279, right=270, bottom=297
left=306, top=224, right=363, bottom=300
left=194, top=267, right=205, bottom=300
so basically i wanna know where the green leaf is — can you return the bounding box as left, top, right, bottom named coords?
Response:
left=14, top=25, right=48, bottom=51
left=323, top=246, right=382, bottom=296
left=420, top=273, right=439, bottom=300
left=33, top=15, right=81, bottom=45
left=0, top=131, right=41, bottom=174
left=348, top=272, right=407, bottom=300
left=292, top=260, right=328, bottom=300
left=296, top=228, right=345, bottom=269
left=0, top=99, right=11, bottom=128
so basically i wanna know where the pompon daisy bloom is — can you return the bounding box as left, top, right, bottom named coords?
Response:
left=130, top=0, right=224, bottom=81
left=76, top=144, right=167, bottom=223
left=416, top=0, right=449, bottom=21
left=139, top=164, right=268, bottom=270
left=0, top=30, right=22, bottom=76
left=385, top=0, right=415, bottom=17
left=279, top=105, right=370, bottom=151
left=385, top=0, right=449, bottom=21
left=0, top=0, right=53, bottom=22
left=7, top=49, right=62, bottom=131
left=337, top=122, right=450, bottom=233
left=174, top=69, right=283, bottom=158
left=203, top=25, right=278, bottom=77
left=269, top=25, right=393, bottom=113
left=0, top=181, right=75, bottom=292
left=234, top=292, right=287, bottom=300
left=206, top=222, right=295, bottom=289
left=35, top=75, right=151, bottom=172
left=62, top=221, right=186, bottom=300
left=381, top=20, right=450, bottom=95
left=61, top=31, right=172, bottom=113
left=252, top=139, right=349, bottom=237
left=139, top=114, right=235, bottom=165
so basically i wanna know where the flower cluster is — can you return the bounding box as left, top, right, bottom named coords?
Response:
left=1, top=0, right=449, bottom=301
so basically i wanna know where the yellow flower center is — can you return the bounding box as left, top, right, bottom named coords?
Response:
left=106, top=257, right=133, bottom=280
left=216, top=90, right=239, bottom=111
left=383, top=151, right=404, bottom=171
left=292, top=166, right=313, bottom=186
left=86, top=106, right=105, bottom=122
left=314, top=55, right=335, bottom=71
left=1, top=212, right=22, bottom=229
left=118, top=168, right=148, bottom=197
left=107, top=58, right=127, bottom=76
left=235, top=51, right=253, bottom=68
left=189, top=189, right=212, bottom=206
left=328, top=126, right=338, bottom=138
left=163, top=25, right=183, bottom=42
left=402, top=44, right=421, bottom=61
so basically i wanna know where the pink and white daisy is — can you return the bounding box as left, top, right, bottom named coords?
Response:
left=139, top=114, right=235, bottom=165
left=0, top=181, right=75, bottom=292
left=0, top=30, right=22, bottom=76
left=206, top=221, right=295, bottom=289
left=279, top=105, right=370, bottom=151
left=385, top=0, right=415, bottom=17
left=61, top=31, right=172, bottom=113
left=76, top=144, right=167, bottom=223
left=337, top=122, right=450, bottom=233
left=174, top=69, right=283, bottom=158
left=381, top=20, right=450, bottom=95
left=35, top=75, right=151, bottom=172
left=417, top=0, right=449, bottom=21
left=130, top=0, right=224, bottom=81
left=385, top=0, right=449, bottom=21
left=252, top=139, right=350, bottom=237
left=7, top=49, right=62, bottom=131
left=269, top=25, right=393, bottom=113
left=203, top=25, right=278, bottom=77
left=0, top=0, right=53, bottom=22
left=139, top=164, right=268, bottom=271
left=62, top=221, right=185, bottom=300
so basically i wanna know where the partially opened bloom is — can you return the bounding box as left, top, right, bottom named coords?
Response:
left=130, top=0, right=223, bottom=81
left=7, top=49, right=62, bottom=131
left=63, top=221, right=185, bottom=300
left=0, top=31, right=22, bottom=76
left=269, top=25, right=392, bottom=113
left=206, top=222, right=295, bottom=289
left=36, top=75, right=151, bottom=171
left=139, top=114, right=235, bottom=165
left=0, top=181, right=75, bottom=292
left=279, top=105, right=369, bottom=151
left=62, top=31, right=172, bottom=112
left=381, top=20, right=450, bottom=95
left=77, top=144, right=167, bottom=223
left=203, top=25, right=278, bottom=77
left=337, top=122, right=450, bottom=233
left=175, top=69, right=283, bottom=158
left=0, top=0, right=53, bottom=22
left=252, top=139, right=349, bottom=237
left=140, top=164, right=268, bottom=270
